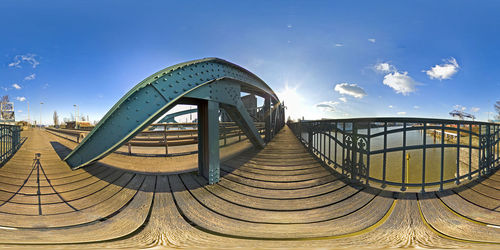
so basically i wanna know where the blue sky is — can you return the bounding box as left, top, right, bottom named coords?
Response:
left=1, top=0, right=500, bottom=124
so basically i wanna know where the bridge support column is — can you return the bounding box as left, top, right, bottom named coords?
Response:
left=197, top=100, right=220, bottom=184
left=264, top=96, right=272, bottom=143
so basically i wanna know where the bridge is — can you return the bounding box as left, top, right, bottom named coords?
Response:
left=0, top=58, right=499, bottom=248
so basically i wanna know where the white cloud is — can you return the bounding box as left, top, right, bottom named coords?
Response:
left=425, top=57, right=459, bottom=80
left=368, top=38, right=376, bottom=43
left=454, top=104, right=466, bottom=111
left=339, top=97, right=347, bottom=102
left=334, top=83, right=367, bottom=98
left=374, top=62, right=396, bottom=73
left=24, top=73, right=36, bottom=81
left=16, top=96, right=26, bottom=102
left=315, top=101, right=339, bottom=112
left=388, top=105, right=393, bottom=108
left=8, top=54, right=39, bottom=68
left=383, top=71, right=419, bottom=95
left=287, top=24, right=293, bottom=28
left=12, top=83, right=21, bottom=90
left=17, top=110, right=22, bottom=113
left=397, top=111, right=407, bottom=115
left=470, top=107, right=480, bottom=112
left=413, top=105, right=420, bottom=109
left=335, top=43, right=344, bottom=47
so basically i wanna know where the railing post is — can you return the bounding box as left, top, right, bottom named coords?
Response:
left=401, top=122, right=407, bottom=191
left=456, top=121, right=461, bottom=184
left=164, top=124, right=168, bottom=156
left=469, top=123, right=472, bottom=180
left=440, top=123, right=445, bottom=191
left=308, top=123, right=313, bottom=152
left=366, top=124, right=371, bottom=185
left=421, top=123, right=427, bottom=193
left=382, top=122, right=387, bottom=188
left=478, top=124, right=482, bottom=178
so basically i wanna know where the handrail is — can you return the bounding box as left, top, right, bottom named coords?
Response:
left=0, top=124, right=22, bottom=167
left=46, top=124, right=266, bottom=156
left=288, top=118, right=500, bottom=192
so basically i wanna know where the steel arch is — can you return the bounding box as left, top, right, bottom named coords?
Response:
left=64, top=58, right=283, bottom=178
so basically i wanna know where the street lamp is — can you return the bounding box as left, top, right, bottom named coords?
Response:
left=40, top=102, right=44, bottom=129
left=73, top=104, right=79, bottom=129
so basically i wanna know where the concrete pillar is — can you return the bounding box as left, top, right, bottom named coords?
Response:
left=197, top=100, right=220, bottom=184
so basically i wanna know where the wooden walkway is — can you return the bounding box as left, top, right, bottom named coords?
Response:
left=0, top=127, right=498, bottom=248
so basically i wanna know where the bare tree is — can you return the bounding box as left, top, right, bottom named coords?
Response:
left=53, top=111, right=59, bottom=127
left=495, top=101, right=500, bottom=120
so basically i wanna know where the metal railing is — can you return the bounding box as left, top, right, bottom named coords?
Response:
left=289, top=118, right=500, bottom=191
left=0, top=124, right=22, bottom=167
left=46, top=122, right=266, bottom=156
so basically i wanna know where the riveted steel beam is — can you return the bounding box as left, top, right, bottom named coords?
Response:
left=65, top=58, right=279, bottom=170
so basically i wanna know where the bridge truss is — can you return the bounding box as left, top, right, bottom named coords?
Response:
left=65, top=58, right=285, bottom=184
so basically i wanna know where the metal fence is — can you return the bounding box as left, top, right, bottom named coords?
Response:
left=289, top=118, right=500, bottom=191
left=0, top=124, right=22, bottom=167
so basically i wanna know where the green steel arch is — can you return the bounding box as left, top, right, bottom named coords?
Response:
left=64, top=58, right=284, bottom=183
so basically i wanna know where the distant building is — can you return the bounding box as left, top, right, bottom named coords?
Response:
left=65, top=121, right=93, bottom=129
left=0, top=101, right=15, bottom=125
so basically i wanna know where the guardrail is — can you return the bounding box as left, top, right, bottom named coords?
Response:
left=0, top=124, right=22, bottom=167
left=46, top=127, right=85, bottom=143
left=47, top=122, right=266, bottom=156
left=288, top=118, right=500, bottom=191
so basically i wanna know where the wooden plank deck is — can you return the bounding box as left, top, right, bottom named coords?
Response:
left=0, top=127, right=498, bottom=248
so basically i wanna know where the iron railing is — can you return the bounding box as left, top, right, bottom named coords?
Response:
left=289, top=118, right=500, bottom=191
left=0, top=124, right=22, bottom=167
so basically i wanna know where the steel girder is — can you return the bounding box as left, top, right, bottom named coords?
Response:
left=158, top=108, right=197, bottom=123
left=64, top=58, right=280, bottom=170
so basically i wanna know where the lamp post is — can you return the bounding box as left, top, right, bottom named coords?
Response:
left=27, top=101, right=30, bottom=127
left=73, top=104, right=79, bottom=129
left=40, top=102, right=44, bottom=129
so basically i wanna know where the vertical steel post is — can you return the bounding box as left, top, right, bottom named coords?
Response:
left=456, top=121, right=460, bottom=184
left=164, top=124, right=168, bottom=156
left=382, top=122, right=387, bottom=187
left=421, top=123, right=427, bottom=193
left=469, top=123, right=472, bottom=179
left=264, top=97, right=272, bottom=143
left=478, top=124, right=482, bottom=177
left=486, top=124, right=491, bottom=174
left=366, top=124, right=371, bottom=185
left=328, top=123, right=331, bottom=165
left=440, top=123, right=445, bottom=191
left=334, top=122, right=338, bottom=167
left=197, top=100, right=220, bottom=184
left=401, top=122, right=407, bottom=191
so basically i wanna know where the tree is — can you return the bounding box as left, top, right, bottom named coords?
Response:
left=53, top=111, right=59, bottom=127
left=495, top=101, right=500, bottom=120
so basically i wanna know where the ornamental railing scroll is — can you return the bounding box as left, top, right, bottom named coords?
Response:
left=288, top=118, right=500, bottom=192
